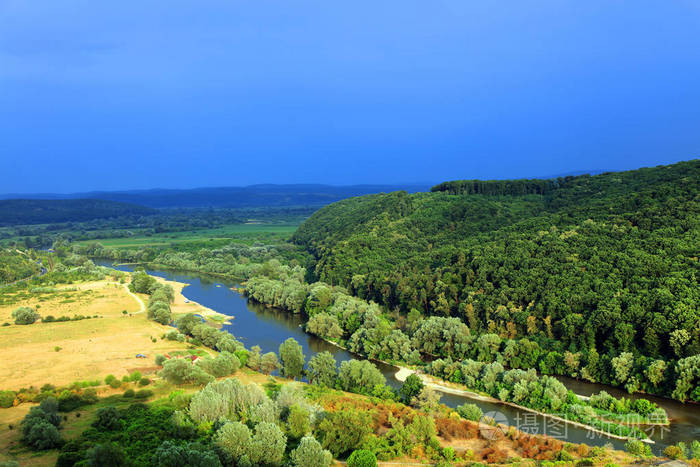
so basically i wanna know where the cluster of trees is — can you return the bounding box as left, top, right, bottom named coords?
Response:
left=20, top=397, right=63, bottom=450
left=54, top=374, right=456, bottom=467
left=0, top=249, right=40, bottom=284
left=292, top=160, right=700, bottom=401
left=427, top=358, right=663, bottom=439
left=129, top=270, right=175, bottom=325
left=431, top=178, right=561, bottom=196
left=244, top=273, right=699, bottom=407
left=73, top=237, right=310, bottom=280
left=0, top=199, right=157, bottom=227
left=59, top=379, right=334, bottom=467
left=245, top=277, right=421, bottom=364
left=172, top=312, right=245, bottom=355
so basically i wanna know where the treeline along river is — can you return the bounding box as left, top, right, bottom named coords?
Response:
left=96, top=261, right=699, bottom=454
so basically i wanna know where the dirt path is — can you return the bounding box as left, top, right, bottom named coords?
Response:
left=123, top=284, right=146, bottom=313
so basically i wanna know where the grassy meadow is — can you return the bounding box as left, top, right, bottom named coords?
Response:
left=0, top=276, right=217, bottom=391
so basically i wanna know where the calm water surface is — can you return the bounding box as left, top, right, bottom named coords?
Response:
left=98, top=262, right=698, bottom=452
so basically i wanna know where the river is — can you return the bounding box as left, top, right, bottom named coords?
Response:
left=97, top=261, right=699, bottom=453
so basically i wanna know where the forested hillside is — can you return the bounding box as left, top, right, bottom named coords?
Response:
left=0, top=199, right=157, bottom=226
left=293, top=161, right=699, bottom=392
left=0, top=249, right=40, bottom=284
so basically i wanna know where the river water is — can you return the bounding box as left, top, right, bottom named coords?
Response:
left=97, top=262, right=698, bottom=453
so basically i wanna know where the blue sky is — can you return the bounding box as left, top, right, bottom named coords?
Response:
left=1, top=1, right=699, bottom=193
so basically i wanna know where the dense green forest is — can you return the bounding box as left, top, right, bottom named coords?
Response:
left=292, top=161, right=700, bottom=399
left=0, top=199, right=157, bottom=226
left=0, top=249, right=41, bottom=284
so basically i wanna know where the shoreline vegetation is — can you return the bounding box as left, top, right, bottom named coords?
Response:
left=235, top=285, right=666, bottom=442
left=98, top=258, right=694, bottom=408
left=88, top=259, right=670, bottom=443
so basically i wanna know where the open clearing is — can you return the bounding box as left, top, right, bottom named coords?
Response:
left=74, top=223, right=299, bottom=249
left=0, top=276, right=216, bottom=390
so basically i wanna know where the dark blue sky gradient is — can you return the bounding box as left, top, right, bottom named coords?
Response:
left=1, top=1, right=699, bottom=193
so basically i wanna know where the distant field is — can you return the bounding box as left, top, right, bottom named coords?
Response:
left=75, top=223, right=299, bottom=249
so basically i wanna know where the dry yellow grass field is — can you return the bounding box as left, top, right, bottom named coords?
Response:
left=0, top=275, right=220, bottom=390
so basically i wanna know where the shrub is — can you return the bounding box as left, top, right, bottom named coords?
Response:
left=215, top=421, right=251, bottom=462
left=24, top=421, right=62, bottom=450
left=338, top=360, right=386, bottom=395
left=248, top=422, right=287, bottom=466
left=317, top=409, right=373, bottom=457
left=0, top=390, right=16, bottom=408
left=134, top=389, right=154, bottom=400
left=399, top=374, right=424, bottom=404
left=159, top=358, right=214, bottom=386
left=625, top=439, right=651, bottom=457
left=456, top=403, right=483, bottom=422
left=92, top=407, right=123, bottom=431
left=348, top=449, right=378, bottom=467
left=290, top=435, right=333, bottom=467
left=20, top=398, right=62, bottom=450
left=87, top=442, right=127, bottom=466
left=664, top=443, right=687, bottom=460
left=151, top=440, right=221, bottom=467
left=155, top=354, right=167, bottom=366
left=287, top=405, right=311, bottom=439
left=123, top=389, right=135, bottom=398
left=12, top=306, right=40, bottom=325
left=139, top=377, right=151, bottom=387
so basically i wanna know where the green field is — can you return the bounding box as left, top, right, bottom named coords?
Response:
left=75, top=223, right=299, bottom=249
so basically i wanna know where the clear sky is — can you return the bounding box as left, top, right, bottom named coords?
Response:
left=1, top=1, right=699, bottom=193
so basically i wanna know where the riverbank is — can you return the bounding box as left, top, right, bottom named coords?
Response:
left=156, top=276, right=231, bottom=323
left=394, top=367, right=655, bottom=444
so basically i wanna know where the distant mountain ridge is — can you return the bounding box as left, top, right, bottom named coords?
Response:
left=0, top=184, right=432, bottom=208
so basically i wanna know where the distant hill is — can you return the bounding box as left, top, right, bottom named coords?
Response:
left=0, top=184, right=431, bottom=209
left=0, top=199, right=158, bottom=226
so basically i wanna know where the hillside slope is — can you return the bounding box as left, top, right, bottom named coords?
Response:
left=293, top=160, right=700, bottom=364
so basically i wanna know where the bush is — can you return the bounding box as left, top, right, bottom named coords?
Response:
left=290, top=435, right=333, bottom=467
left=664, top=443, right=687, bottom=460
left=123, top=389, right=135, bottom=398
left=139, top=377, right=151, bottom=387
left=456, top=403, right=483, bottom=422
left=87, top=442, right=127, bottom=466
left=24, top=421, right=62, bottom=450
left=151, top=440, right=221, bottom=467
left=12, top=306, right=40, bottom=325
left=20, top=398, right=62, bottom=450
left=348, top=449, right=378, bottom=467
left=159, top=358, right=214, bottom=386
left=317, top=409, right=373, bottom=457
left=134, top=389, right=154, bottom=399
left=625, top=439, right=651, bottom=457
left=399, top=374, right=424, bottom=404
left=0, top=390, right=16, bottom=408
left=92, top=407, right=123, bottom=431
